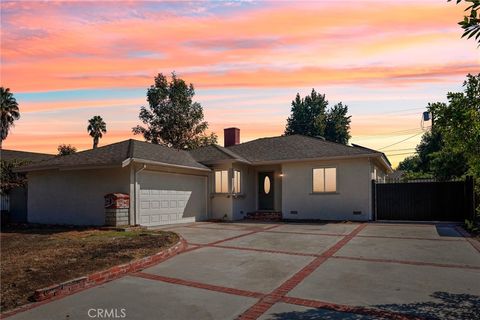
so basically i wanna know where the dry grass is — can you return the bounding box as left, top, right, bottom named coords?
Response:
left=1, top=224, right=178, bottom=311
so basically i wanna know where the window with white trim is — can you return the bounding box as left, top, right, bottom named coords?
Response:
left=313, top=167, right=337, bottom=193
left=215, top=170, right=229, bottom=193
left=233, top=170, right=241, bottom=194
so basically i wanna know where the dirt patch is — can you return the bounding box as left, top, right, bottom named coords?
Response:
left=1, top=224, right=179, bottom=311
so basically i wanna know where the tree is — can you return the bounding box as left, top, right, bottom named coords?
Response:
left=0, top=87, right=20, bottom=148
left=285, top=90, right=327, bottom=137
left=87, top=115, right=107, bottom=149
left=57, top=144, right=77, bottom=156
left=428, top=73, right=480, bottom=180
left=0, top=159, right=28, bottom=194
left=284, top=89, right=351, bottom=144
left=132, top=72, right=217, bottom=149
left=324, top=102, right=351, bottom=144
left=449, top=0, right=480, bottom=45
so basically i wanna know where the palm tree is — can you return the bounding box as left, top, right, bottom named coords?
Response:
left=87, top=116, right=107, bottom=149
left=0, top=87, right=20, bottom=148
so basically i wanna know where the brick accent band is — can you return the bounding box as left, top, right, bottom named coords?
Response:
left=331, top=255, right=480, bottom=270
left=237, top=223, right=367, bottom=320
left=281, top=297, right=424, bottom=320
left=454, top=225, right=480, bottom=254
left=133, top=272, right=264, bottom=299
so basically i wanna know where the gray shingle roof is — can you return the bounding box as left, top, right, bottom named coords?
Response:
left=130, top=140, right=209, bottom=170
left=1, top=149, right=55, bottom=163
left=226, top=135, right=381, bottom=163
left=189, top=145, right=250, bottom=164
left=17, top=140, right=209, bottom=172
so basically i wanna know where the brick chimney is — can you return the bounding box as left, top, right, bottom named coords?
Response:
left=224, top=127, right=240, bottom=147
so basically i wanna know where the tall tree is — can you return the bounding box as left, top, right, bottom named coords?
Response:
left=324, top=102, right=351, bottom=144
left=397, top=73, right=479, bottom=181
left=0, top=87, right=20, bottom=148
left=285, top=89, right=327, bottom=137
left=449, top=0, right=480, bottom=45
left=285, top=89, right=351, bottom=144
left=132, top=72, right=217, bottom=149
left=57, top=144, right=77, bottom=156
left=87, top=115, right=107, bottom=149
left=428, top=73, right=480, bottom=179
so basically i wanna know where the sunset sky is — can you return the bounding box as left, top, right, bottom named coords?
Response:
left=1, top=0, right=479, bottom=167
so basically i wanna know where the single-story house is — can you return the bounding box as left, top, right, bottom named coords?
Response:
left=1, top=149, right=55, bottom=222
left=16, top=128, right=392, bottom=226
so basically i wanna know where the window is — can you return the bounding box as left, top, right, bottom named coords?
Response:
left=313, top=167, right=337, bottom=193
left=215, top=170, right=228, bottom=193
left=233, top=170, right=241, bottom=194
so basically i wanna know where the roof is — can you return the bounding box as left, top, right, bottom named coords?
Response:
left=17, top=140, right=209, bottom=172
left=1, top=149, right=55, bottom=163
left=387, top=170, right=405, bottom=180
left=226, top=135, right=385, bottom=164
left=15, top=135, right=391, bottom=173
left=189, top=144, right=250, bottom=164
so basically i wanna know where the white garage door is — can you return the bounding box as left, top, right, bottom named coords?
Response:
left=138, top=171, right=207, bottom=226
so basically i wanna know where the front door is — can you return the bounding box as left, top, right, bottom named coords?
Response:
left=258, top=172, right=274, bottom=210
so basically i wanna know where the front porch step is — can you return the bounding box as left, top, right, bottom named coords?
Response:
left=245, top=211, right=282, bottom=221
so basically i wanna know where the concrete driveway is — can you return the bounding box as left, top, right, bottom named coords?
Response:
left=8, top=222, right=480, bottom=320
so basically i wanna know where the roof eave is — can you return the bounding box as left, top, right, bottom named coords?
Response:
left=15, top=163, right=123, bottom=173
left=129, top=158, right=211, bottom=172
left=248, top=153, right=385, bottom=165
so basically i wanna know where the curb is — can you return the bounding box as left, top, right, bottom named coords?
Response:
left=1, top=235, right=187, bottom=319
left=454, top=225, right=480, bottom=254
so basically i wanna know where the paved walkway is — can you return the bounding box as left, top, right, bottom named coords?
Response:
left=7, top=222, right=480, bottom=320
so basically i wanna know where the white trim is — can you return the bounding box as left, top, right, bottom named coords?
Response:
left=130, top=158, right=211, bottom=172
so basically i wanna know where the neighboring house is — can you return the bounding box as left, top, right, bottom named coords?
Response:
left=1, top=149, right=55, bottom=222
left=16, top=128, right=392, bottom=226
left=386, top=170, right=405, bottom=180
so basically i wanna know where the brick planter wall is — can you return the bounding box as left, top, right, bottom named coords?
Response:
left=32, top=236, right=187, bottom=302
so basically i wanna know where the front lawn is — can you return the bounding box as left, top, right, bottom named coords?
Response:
left=0, top=224, right=179, bottom=311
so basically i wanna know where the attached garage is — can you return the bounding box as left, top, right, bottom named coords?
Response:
left=137, top=171, right=207, bottom=226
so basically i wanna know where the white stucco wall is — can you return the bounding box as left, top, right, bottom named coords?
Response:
left=232, top=163, right=256, bottom=220
left=282, top=158, right=372, bottom=221
left=209, top=163, right=234, bottom=220
left=27, top=167, right=130, bottom=225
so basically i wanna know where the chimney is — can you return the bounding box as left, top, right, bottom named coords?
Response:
left=224, top=127, right=240, bottom=147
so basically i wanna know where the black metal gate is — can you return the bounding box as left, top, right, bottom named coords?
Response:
left=373, top=177, right=475, bottom=221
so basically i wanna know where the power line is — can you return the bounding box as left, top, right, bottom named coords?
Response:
left=353, top=128, right=423, bottom=141
left=383, top=147, right=417, bottom=152
left=385, top=151, right=417, bottom=157
left=378, top=132, right=423, bottom=150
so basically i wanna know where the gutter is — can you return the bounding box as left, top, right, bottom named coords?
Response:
left=133, top=164, right=147, bottom=226
left=127, top=158, right=211, bottom=172
left=248, top=153, right=387, bottom=166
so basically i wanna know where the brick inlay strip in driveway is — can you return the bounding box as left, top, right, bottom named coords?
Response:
left=237, top=223, right=368, bottom=320
left=207, top=224, right=280, bottom=246
left=454, top=226, right=480, bottom=254
left=281, top=297, right=424, bottom=320
left=331, top=255, right=480, bottom=270
left=188, top=243, right=320, bottom=258
left=133, top=272, right=264, bottom=299
left=355, top=234, right=466, bottom=242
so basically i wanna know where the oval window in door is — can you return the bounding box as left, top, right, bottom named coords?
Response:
left=264, top=176, right=271, bottom=194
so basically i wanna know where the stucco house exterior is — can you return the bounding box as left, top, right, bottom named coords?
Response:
left=1, top=149, right=55, bottom=222
left=17, top=128, right=392, bottom=226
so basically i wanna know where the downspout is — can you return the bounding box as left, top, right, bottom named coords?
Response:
left=133, top=163, right=147, bottom=226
